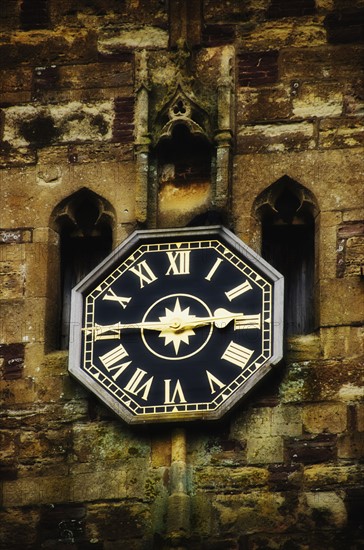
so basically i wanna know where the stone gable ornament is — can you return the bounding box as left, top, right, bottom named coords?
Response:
left=68, top=226, right=284, bottom=424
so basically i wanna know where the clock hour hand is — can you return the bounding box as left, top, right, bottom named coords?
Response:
left=176, top=309, right=247, bottom=330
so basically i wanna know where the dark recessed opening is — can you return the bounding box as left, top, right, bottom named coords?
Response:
left=262, top=186, right=315, bottom=335
left=59, top=193, right=112, bottom=349
left=156, top=124, right=212, bottom=185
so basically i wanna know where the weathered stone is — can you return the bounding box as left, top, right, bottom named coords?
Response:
left=338, top=432, right=364, bottom=459
left=303, top=464, right=364, bottom=489
left=237, top=120, right=316, bottom=154
left=285, top=434, right=337, bottom=464
left=319, top=117, right=364, bottom=150
left=195, top=466, right=269, bottom=492
left=302, top=402, right=347, bottom=434
left=305, top=491, right=347, bottom=528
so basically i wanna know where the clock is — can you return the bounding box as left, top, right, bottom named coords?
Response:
left=68, top=226, right=283, bottom=424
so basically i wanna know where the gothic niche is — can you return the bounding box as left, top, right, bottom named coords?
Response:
left=256, top=176, right=318, bottom=335
left=53, top=189, right=114, bottom=349
left=154, top=87, right=213, bottom=227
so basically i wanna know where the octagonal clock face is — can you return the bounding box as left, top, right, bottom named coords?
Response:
left=68, top=226, right=283, bottom=424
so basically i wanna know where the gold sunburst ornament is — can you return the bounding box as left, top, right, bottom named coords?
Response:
left=158, top=298, right=197, bottom=354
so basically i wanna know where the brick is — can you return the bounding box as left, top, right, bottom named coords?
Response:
left=238, top=51, right=279, bottom=87
left=237, top=120, right=316, bottom=154
left=112, top=96, right=135, bottom=143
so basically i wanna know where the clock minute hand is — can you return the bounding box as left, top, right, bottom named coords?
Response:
left=83, top=320, right=173, bottom=336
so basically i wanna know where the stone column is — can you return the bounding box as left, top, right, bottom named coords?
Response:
left=134, top=50, right=151, bottom=225
left=214, top=46, right=234, bottom=211
left=166, top=428, right=190, bottom=548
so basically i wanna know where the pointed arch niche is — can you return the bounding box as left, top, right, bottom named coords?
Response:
left=254, top=176, right=319, bottom=336
left=152, top=87, right=214, bottom=228
left=51, top=189, right=115, bottom=349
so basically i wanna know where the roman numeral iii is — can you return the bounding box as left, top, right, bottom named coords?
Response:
left=221, top=341, right=254, bottom=369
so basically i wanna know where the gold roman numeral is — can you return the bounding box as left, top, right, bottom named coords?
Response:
left=221, top=341, right=253, bottom=369
left=205, top=258, right=223, bottom=281
left=124, top=368, right=154, bottom=401
left=234, top=314, right=261, bottom=330
left=166, top=251, right=191, bottom=275
left=99, top=343, right=131, bottom=380
left=225, top=280, right=252, bottom=301
left=206, top=371, right=226, bottom=394
left=129, top=260, right=158, bottom=288
left=164, top=379, right=187, bottom=404
left=103, top=288, right=131, bottom=309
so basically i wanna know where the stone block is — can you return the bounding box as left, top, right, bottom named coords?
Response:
left=292, top=82, right=343, bottom=119
left=302, top=402, right=347, bottom=434
left=319, top=117, right=364, bottom=150
left=0, top=342, right=25, bottom=380
left=320, top=326, right=364, bottom=359
left=236, top=120, right=316, bottom=154
left=87, top=501, right=152, bottom=545
left=285, top=434, right=337, bottom=464
left=280, top=45, right=364, bottom=80
left=356, top=403, right=364, bottom=432
left=72, top=422, right=150, bottom=463
left=338, top=432, right=364, bottom=459
left=237, top=87, right=291, bottom=124
left=267, top=0, right=316, bottom=19
left=0, top=377, right=37, bottom=406
left=0, top=29, right=98, bottom=69
left=303, top=464, right=364, bottom=489
left=71, top=468, right=127, bottom=502
left=246, top=436, right=284, bottom=464
left=3, top=475, right=71, bottom=506
left=324, top=9, right=364, bottom=44
left=0, top=507, right=40, bottom=550
left=213, top=492, right=288, bottom=535
left=320, top=277, right=363, bottom=326
left=195, top=466, right=269, bottom=492
left=305, top=491, right=347, bottom=528
left=285, top=334, right=322, bottom=362
left=268, top=464, right=302, bottom=491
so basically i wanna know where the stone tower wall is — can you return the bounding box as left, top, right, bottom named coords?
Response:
left=0, top=1, right=363, bottom=548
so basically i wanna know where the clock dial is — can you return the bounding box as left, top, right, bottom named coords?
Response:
left=69, top=227, right=283, bottom=423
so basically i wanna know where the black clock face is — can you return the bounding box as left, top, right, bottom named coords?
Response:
left=71, top=228, right=282, bottom=423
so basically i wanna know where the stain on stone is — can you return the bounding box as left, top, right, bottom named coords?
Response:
left=91, top=114, right=109, bottom=135
left=19, top=115, right=58, bottom=147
